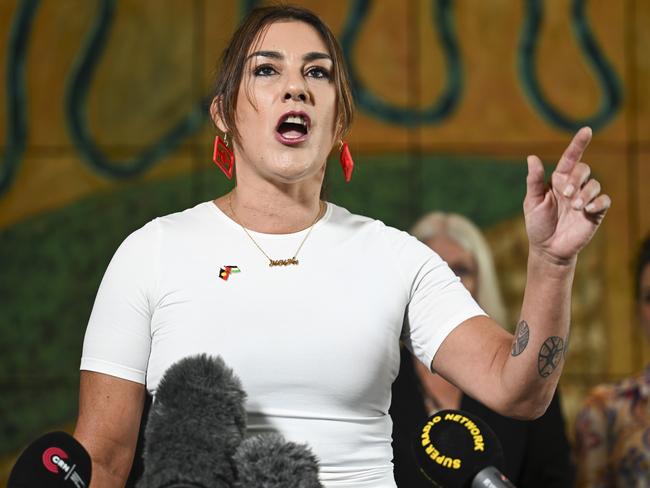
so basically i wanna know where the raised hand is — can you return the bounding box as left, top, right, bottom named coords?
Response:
left=524, top=127, right=611, bottom=264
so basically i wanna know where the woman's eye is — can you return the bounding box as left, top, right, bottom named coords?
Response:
left=253, top=65, right=277, bottom=77
left=306, top=66, right=331, bottom=79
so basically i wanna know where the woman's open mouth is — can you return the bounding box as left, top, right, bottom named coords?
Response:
left=275, top=111, right=311, bottom=145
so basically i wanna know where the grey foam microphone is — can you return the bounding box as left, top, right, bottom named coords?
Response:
left=137, top=354, right=247, bottom=488
left=233, top=433, right=323, bottom=488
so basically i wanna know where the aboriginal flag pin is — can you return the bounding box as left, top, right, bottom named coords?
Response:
left=219, top=265, right=241, bottom=281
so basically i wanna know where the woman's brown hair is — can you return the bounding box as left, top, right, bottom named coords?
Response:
left=212, top=5, right=354, bottom=143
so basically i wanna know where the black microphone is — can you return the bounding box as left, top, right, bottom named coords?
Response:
left=8, top=431, right=92, bottom=488
left=412, top=409, right=516, bottom=487
left=138, top=354, right=247, bottom=488
left=233, top=433, right=323, bottom=488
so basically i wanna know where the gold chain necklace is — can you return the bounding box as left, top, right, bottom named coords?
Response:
left=228, top=194, right=324, bottom=267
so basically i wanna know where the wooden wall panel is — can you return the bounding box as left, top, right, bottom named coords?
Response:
left=634, top=0, right=650, bottom=143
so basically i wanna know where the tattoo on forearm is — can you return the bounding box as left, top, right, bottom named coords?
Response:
left=537, top=336, right=564, bottom=378
left=511, top=320, right=530, bottom=357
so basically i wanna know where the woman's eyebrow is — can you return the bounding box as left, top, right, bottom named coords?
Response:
left=246, top=50, right=283, bottom=61
left=303, top=52, right=332, bottom=62
left=245, top=51, right=332, bottom=63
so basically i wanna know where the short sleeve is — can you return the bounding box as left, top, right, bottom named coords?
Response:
left=389, top=231, right=486, bottom=370
left=80, top=220, right=159, bottom=384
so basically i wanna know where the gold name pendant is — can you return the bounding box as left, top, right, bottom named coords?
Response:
left=229, top=194, right=324, bottom=269
left=269, top=258, right=299, bottom=267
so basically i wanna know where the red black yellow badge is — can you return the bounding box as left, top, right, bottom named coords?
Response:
left=219, top=265, right=241, bottom=281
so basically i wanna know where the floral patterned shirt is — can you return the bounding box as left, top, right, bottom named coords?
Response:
left=575, top=366, right=650, bottom=487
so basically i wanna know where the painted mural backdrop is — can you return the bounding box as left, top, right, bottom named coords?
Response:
left=1, top=0, right=649, bottom=481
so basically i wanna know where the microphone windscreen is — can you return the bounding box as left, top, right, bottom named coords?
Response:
left=412, top=409, right=505, bottom=487
left=233, top=433, right=323, bottom=488
left=138, top=354, right=247, bottom=488
left=8, top=431, right=91, bottom=488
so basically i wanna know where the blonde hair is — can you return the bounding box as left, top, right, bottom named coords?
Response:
left=410, top=212, right=509, bottom=328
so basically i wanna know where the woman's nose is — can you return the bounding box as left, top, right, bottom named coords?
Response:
left=284, top=90, right=307, bottom=102
left=283, top=74, right=310, bottom=102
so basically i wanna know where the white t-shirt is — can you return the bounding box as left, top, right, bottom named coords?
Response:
left=80, top=201, right=485, bottom=487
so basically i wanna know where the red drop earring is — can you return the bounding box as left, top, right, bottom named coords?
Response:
left=339, top=141, right=354, bottom=183
left=213, top=134, right=235, bottom=179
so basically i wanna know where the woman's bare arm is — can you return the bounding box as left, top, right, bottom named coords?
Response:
left=433, top=254, right=574, bottom=419
left=433, top=127, right=609, bottom=419
left=74, top=371, right=145, bottom=488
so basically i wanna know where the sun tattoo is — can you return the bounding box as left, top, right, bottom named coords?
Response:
left=537, top=336, right=564, bottom=378
left=511, top=320, right=530, bottom=357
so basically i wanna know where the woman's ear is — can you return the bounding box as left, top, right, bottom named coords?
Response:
left=210, top=97, right=228, bottom=133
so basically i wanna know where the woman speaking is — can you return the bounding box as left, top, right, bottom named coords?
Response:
left=73, top=6, right=610, bottom=487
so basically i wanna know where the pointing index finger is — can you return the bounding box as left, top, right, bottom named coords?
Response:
left=556, top=127, right=592, bottom=174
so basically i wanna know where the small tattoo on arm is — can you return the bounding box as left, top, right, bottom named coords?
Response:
left=511, top=320, right=530, bottom=356
left=538, top=336, right=564, bottom=378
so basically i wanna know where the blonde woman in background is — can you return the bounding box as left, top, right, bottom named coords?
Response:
left=390, top=212, right=574, bottom=487
left=411, top=212, right=509, bottom=326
